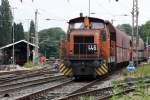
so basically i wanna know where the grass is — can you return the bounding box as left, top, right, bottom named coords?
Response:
left=79, top=96, right=93, bottom=100
left=122, top=63, right=150, bottom=77
left=24, top=61, right=34, bottom=68
left=111, top=63, right=150, bottom=100
left=111, top=80, right=150, bottom=100
left=78, top=63, right=150, bottom=100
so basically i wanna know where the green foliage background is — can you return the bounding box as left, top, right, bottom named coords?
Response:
left=0, top=0, right=25, bottom=47
left=117, top=24, right=132, bottom=36
left=29, top=20, right=35, bottom=42
left=140, top=21, right=150, bottom=44
left=14, top=23, right=25, bottom=42
left=117, top=22, right=150, bottom=44
left=38, top=27, right=65, bottom=58
left=0, top=0, right=12, bottom=47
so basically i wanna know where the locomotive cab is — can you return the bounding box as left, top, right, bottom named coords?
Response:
left=67, top=17, right=105, bottom=58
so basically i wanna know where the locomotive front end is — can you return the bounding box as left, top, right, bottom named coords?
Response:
left=59, top=17, right=108, bottom=78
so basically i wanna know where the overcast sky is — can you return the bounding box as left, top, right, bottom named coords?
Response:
left=7, top=0, right=150, bottom=31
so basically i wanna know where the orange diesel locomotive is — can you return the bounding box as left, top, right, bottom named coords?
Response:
left=59, top=16, right=146, bottom=79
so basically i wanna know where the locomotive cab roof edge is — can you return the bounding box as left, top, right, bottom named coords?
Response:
left=68, top=16, right=105, bottom=24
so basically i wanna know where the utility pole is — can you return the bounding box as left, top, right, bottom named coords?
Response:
left=34, top=9, right=39, bottom=64
left=26, top=19, right=31, bottom=62
left=12, top=7, right=17, bottom=67
left=89, top=0, right=91, bottom=16
left=131, top=0, right=139, bottom=67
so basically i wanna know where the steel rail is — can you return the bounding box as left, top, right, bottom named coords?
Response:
left=0, top=69, right=57, bottom=84
left=56, top=79, right=150, bottom=100
left=0, top=75, right=66, bottom=96
left=15, top=80, right=74, bottom=100
left=13, top=68, right=132, bottom=100
left=15, top=78, right=108, bottom=100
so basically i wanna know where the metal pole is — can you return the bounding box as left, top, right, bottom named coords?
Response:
left=12, top=7, right=17, bottom=67
left=89, top=0, right=91, bottom=16
left=135, top=0, right=139, bottom=67
left=27, top=19, right=30, bottom=62
left=35, top=9, right=39, bottom=64
left=131, top=0, right=139, bottom=67
left=131, top=0, right=135, bottom=62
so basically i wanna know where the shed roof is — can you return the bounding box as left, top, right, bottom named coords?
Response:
left=0, top=40, right=38, bottom=50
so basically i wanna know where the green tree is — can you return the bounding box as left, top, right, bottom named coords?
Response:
left=29, top=20, right=35, bottom=43
left=38, top=27, right=65, bottom=58
left=143, top=21, right=150, bottom=44
left=117, top=24, right=132, bottom=35
left=14, top=23, right=24, bottom=42
left=0, top=6, right=2, bottom=45
left=139, top=25, right=145, bottom=42
left=138, top=21, right=150, bottom=44
left=0, top=0, right=12, bottom=46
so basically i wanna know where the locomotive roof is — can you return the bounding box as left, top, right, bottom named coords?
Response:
left=69, top=17, right=105, bottom=23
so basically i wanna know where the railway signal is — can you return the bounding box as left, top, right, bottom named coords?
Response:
left=127, top=61, right=135, bottom=72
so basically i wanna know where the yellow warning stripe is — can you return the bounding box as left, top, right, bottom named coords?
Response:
left=102, top=64, right=108, bottom=72
left=63, top=68, right=69, bottom=75
left=59, top=63, right=73, bottom=76
left=59, top=64, right=64, bottom=70
left=60, top=66, right=66, bottom=72
left=101, top=65, right=107, bottom=73
left=59, top=65, right=65, bottom=71
left=103, top=64, right=108, bottom=69
left=64, top=69, right=72, bottom=76
left=68, top=69, right=72, bottom=75
left=96, top=69, right=102, bottom=75
left=59, top=64, right=64, bottom=69
left=98, top=67, right=105, bottom=74
left=96, top=63, right=108, bottom=76
left=101, top=67, right=107, bottom=73
left=64, top=68, right=69, bottom=75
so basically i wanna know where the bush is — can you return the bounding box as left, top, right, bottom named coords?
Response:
left=24, top=61, right=34, bottom=68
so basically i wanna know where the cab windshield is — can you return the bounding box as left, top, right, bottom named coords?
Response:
left=70, top=22, right=84, bottom=29
left=69, top=22, right=105, bottom=30
left=90, top=22, right=105, bottom=29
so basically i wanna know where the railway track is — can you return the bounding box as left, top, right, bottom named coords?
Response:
left=1, top=64, right=148, bottom=100
left=0, top=66, right=63, bottom=98
left=0, top=74, right=68, bottom=99
left=0, top=67, right=58, bottom=83
left=56, top=78, right=150, bottom=100
left=3, top=78, right=73, bottom=100
left=13, top=72, right=121, bottom=100
left=14, top=79, right=101, bottom=100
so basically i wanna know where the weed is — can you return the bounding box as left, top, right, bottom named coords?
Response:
left=79, top=96, right=93, bottom=100
left=24, top=61, right=34, bottom=68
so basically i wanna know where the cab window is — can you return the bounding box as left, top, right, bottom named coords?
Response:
left=70, top=22, right=84, bottom=29
left=91, top=22, right=104, bottom=29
